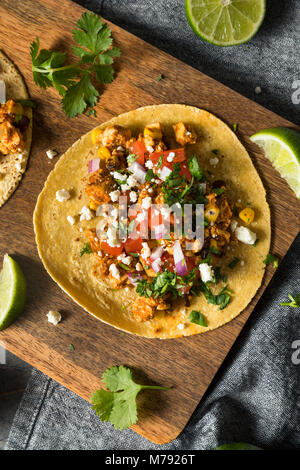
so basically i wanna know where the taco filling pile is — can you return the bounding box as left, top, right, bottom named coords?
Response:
left=34, top=104, right=270, bottom=338
left=84, top=121, right=257, bottom=323
left=0, top=99, right=30, bottom=156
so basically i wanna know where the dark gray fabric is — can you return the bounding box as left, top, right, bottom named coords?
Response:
left=6, top=0, right=300, bottom=450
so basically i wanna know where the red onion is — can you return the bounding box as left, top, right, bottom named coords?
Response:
left=154, top=224, right=165, bottom=240
left=150, top=246, right=164, bottom=261
left=127, top=272, right=144, bottom=285
left=173, top=240, right=188, bottom=276
left=151, top=258, right=162, bottom=273
left=88, top=158, right=100, bottom=174
left=128, top=161, right=147, bottom=184
left=159, top=166, right=172, bottom=181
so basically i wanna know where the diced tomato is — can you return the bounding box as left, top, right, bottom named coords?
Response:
left=100, top=241, right=123, bottom=257
left=130, top=141, right=147, bottom=165
left=124, top=236, right=143, bottom=255
left=161, top=252, right=175, bottom=272
left=150, top=148, right=186, bottom=169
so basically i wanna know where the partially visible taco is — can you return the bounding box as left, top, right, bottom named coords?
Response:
left=34, top=104, right=270, bottom=339
left=0, top=51, right=32, bottom=207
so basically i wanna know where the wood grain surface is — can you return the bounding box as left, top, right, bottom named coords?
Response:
left=0, top=0, right=299, bottom=445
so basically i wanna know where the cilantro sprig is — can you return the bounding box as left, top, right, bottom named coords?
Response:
left=30, top=12, right=120, bottom=117
left=91, top=366, right=170, bottom=430
left=80, top=242, right=93, bottom=256
left=280, top=294, right=300, bottom=308
left=263, top=254, right=279, bottom=268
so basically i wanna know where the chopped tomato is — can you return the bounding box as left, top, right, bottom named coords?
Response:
left=100, top=241, right=123, bottom=257
left=124, top=236, right=143, bottom=254
left=161, top=252, right=175, bottom=272
left=130, top=140, right=147, bottom=165
left=150, top=148, right=186, bottom=169
left=180, top=161, right=192, bottom=181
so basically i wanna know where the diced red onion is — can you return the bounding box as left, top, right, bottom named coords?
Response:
left=128, top=161, right=147, bottom=184
left=151, top=258, right=162, bottom=273
left=88, top=158, right=100, bottom=174
left=127, top=272, right=144, bottom=285
left=173, top=240, right=188, bottom=276
left=159, top=166, right=172, bottom=181
left=150, top=246, right=164, bottom=261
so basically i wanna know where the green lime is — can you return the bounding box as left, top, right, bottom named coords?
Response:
left=185, top=0, right=266, bottom=46
left=250, top=127, right=300, bottom=199
left=0, top=254, right=26, bottom=331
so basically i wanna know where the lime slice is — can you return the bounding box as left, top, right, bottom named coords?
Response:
left=250, top=127, right=300, bottom=199
left=185, top=0, right=266, bottom=46
left=0, top=254, right=26, bottom=331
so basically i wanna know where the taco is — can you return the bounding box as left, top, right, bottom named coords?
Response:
left=0, top=51, right=32, bottom=207
left=34, top=104, right=270, bottom=339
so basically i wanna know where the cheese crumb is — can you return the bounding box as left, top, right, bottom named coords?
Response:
left=145, top=159, right=154, bottom=169
left=167, top=151, right=175, bottom=162
left=199, top=263, right=214, bottom=283
left=46, top=149, right=58, bottom=160
left=129, top=191, right=137, bottom=203
left=209, top=157, right=219, bottom=166
left=177, top=323, right=185, bottom=330
left=67, top=215, right=75, bottom=226
left=47, top=310, right=61, bottom=326
left=255, top=86, right=262, bottom=94
left=109, top=263, right=120, bottom=280
left=235, top=226, right=257, bottom=245
left=79, top=206, right=93, bottom=221
left=56, top=189, right=70, bottom=202
left=109, top=190, right=120, bottom=202
left=141, top=242, right=151, bottom=260
left=136, top=262, right=143, bottom=271
left=142, top=196, right=152, bottom=210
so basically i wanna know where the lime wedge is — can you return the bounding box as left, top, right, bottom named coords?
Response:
left=0, top=254, right=26, bottom=331
left=250, top=127, right=300, bottom=199
left=185, top=0, right=266, bottom=46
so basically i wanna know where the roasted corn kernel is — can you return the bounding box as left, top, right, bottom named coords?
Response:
left=91, top=128, right=103, bottom=145
left=143, top=123, right=163, bottom=140
left=239, top=207, right=255, bottom=224
left=97, top=146, right=111, bottom=160
left=205, top=205, right=220, bottom=223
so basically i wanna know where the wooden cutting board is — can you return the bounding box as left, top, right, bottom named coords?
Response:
left=0, top=0, right=299, bottom=445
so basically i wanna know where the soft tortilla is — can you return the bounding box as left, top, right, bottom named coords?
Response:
left=0, top=51, right=32, bottom=207
left=34, top=104, right=270, bottom=339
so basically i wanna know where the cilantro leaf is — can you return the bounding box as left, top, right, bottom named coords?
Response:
left=80, top=243, right=93, bottom=257
left=263, top=254, right=279, bottom=268
left=228, top=257, right=240, bottom=269
left=30, top=12, right=120, bottom=117
left=91, top=365, right=170, bottom=430
left=188, top=310, right=207, bottom=327
left=188, top=155, right=205, bottom=181
left=16, top=99, right=36, bottom=108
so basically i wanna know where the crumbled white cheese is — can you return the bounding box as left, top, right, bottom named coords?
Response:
left=148, top=188, right=153, bottom=194
left=136, top=211, right=147, bottom=223
left=79, top=228, right=83, bottom=233
left=79, top=206, right=93, bottom=221
left=177, top=323, right=185, bottom=330
left=56, top=189, right=71, bottom=202
left=209, top=157, right=219, bottom=166
left=121, top=184, right=130, bottom=192
left=141, top=242, right=151, bottom=260
left=146, top=145, right=154, bottom=153
left=240, top=260, right=245, bottom=266
left=46, top=149, right=58, bottom=160
left=155, top=179, right=160, bottom=184
left=167, top=151, right=175, bottom=162
left=109, top=190, right=120, bottom=202
left=136, top=262, right=143, bottom=271
left=67, top=215, right=75, bottom=226
left=191, top=239, right=202, bottom=252
left=97, top=250, right=102, bottom=257
left=47, top=310, right=61, bottom=326
left=199, top=263, right=214, bottom=283
left=110, top=208, right=118, bottom=219
left=142, top=196, right=152, bottom=210
left=122, top=256, right=132, bottom=265
left=111, top=171, right=127, bottom=181
left=145, top=159, right=154, bottom=169
left=255, top=86, right=262, bottom=94
left=235, top=226, right=257, bottom=245
left=127, top=175, right=138, bottom=188
left=109, top=263, right=120, bottom=280
left=129, top=191, right=137, bottom=203
left=117, top=146, right=125, bottom=152
left=106, top=227, right=121, bottom=247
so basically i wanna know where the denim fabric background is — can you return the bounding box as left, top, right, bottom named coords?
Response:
left=5, top=0, right=300, bottom=450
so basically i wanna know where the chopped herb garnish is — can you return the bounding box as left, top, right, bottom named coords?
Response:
left=91, top=365, right=170, bottom=430
left=69, top=344, right=75, bottom=351
left=119, top=263, right=131, bottom=271
left=80, top=243, right=93, bottom=256
left=87, top=108, right=96, bottom=117
left=210, top=245, right=221, bottom=255
left=280, top=294, right=300, bottom=308
left=253, top=239, right=259, bottom=247
left=213, top=188, right=225, bottom=196
left=211, top=149, right=219, bottom=155
left=157, top=73, right=164, bottom=81
left=129, top=252, right=139, bottom=258
left=228, top=257, right=240, bottom=269
left=157, top=154, right=163, bottom=169
left=127, top=154, right=137, bottom=165
left=145, top=169, right=155, bottom=182
left=188, top=310, right=207, bottom=327
left=233, top=123, right=238, bottom=132
left=30, top=12, right=120, bottom=118
left=188, top=155, right=206, bottom=182
left=263, top=254, right=279, bottom=268
left=14, top=114, right=22, bottom=123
